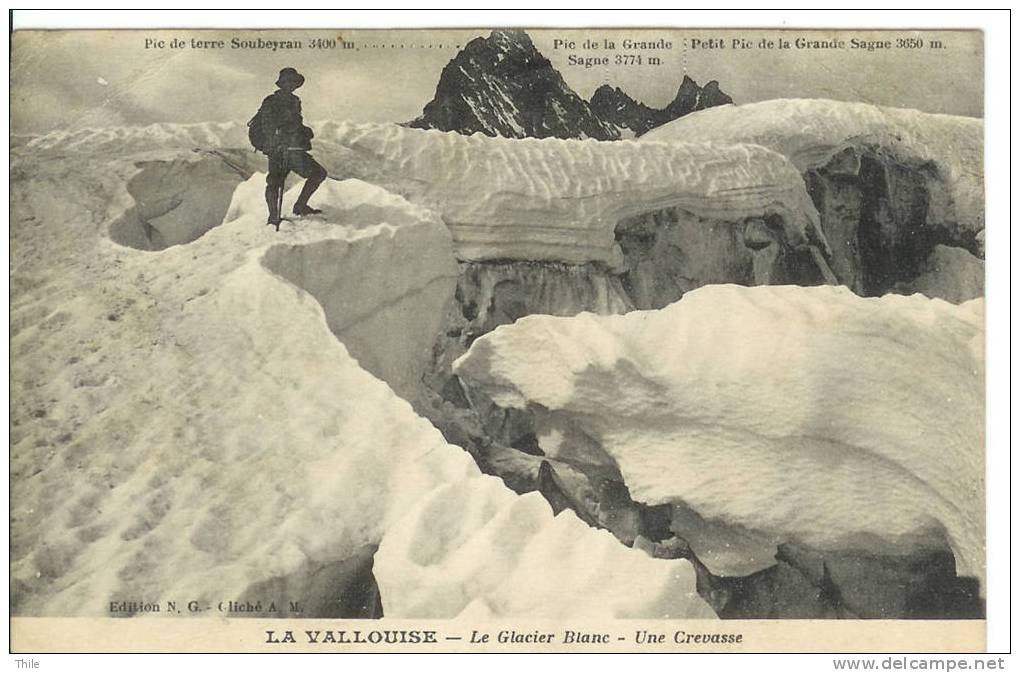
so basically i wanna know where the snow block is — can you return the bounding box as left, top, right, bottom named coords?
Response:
left=316, top=121, right=827, bottom=268
left=454, top=285, right=985, bottom=593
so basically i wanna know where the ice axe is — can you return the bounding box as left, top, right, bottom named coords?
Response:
left=274, top=181, right=284, bottom=232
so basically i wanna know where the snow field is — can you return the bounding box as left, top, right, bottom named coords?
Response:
left=10, top=168, right=711, bottom=618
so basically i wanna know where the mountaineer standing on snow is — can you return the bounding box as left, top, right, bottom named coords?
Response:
left=248, top=67, right=327, bottom=229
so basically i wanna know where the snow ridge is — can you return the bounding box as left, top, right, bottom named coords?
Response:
left=20, top=119, right=831, bottom=269
left=319, top=121, right=829, bottom=267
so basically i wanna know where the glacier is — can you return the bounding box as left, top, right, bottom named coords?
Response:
left=453, top=285, right=986, bottom=596
left=9, top=154, right=710, bottom=618
left=11, top=101, right=986, bottom=622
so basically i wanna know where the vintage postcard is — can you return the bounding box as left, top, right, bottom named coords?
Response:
left=10, top=24, right=987, bottom=654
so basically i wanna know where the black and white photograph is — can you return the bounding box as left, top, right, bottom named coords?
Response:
left=7, top=11, right=1009, bottom=659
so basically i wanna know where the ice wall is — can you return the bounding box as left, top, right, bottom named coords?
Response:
left=644, top=100, right=984, bottom=298
left=894, top=244, right=984, bottom=304
left=453, top=261, right=633, bottom=337
left=255, top=178, right=459, bottom=403
left=317, top=122, right=828, bottom=267
left=644, top=99, right=983, bottom=234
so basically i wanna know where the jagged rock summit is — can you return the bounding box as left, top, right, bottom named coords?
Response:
left=666, top=75, right=733, bottom=118
left=588, top=85, right=663, bottom=136
left=590, top=76, right=734, bottom=137
left=408, top=30, right=734, bottom=140
left=407, top=30, right=620, bottom=140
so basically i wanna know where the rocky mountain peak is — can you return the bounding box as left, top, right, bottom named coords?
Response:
left=407, top=30, right=619, bottom=140
left=665, top=76, right=734, bottom=120
left=409, top=30, right=733, bottom=140
left=589, top=85, right=663, bottom=137
left=594, top=75, right=735, bottom=137
left=460, top=30, right=542, bottom=68
left=698, top=80, right=734, bottom=109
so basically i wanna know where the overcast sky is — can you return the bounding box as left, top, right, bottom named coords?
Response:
left=11, top=28, right=983, bottom=135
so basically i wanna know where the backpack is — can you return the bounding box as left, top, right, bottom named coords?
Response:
left=247, top=102, right=275, bottom=153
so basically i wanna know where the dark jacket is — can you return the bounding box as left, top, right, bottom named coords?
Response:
left=258, top=90, right=314, bottom=152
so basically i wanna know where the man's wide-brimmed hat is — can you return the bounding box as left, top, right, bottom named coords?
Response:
left=276, top=67, right=305, bottom=88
